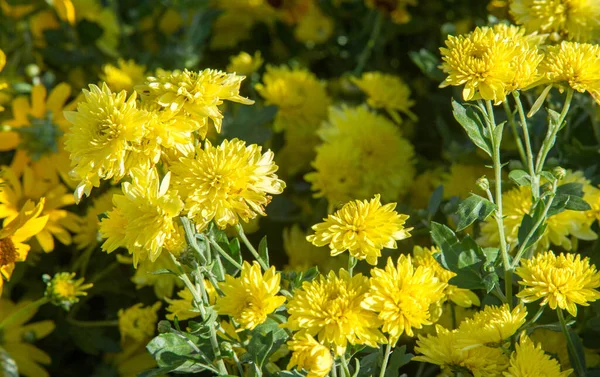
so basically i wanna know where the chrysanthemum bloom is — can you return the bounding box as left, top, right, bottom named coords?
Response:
left=285, top=269, right=386, bottom=355
left=215, top=261, right=286, bottom=330
left=141, top=102, right=197, bottom=158
left=414, top=325, right=510, bottom=376
left=307, top=195, right=412, bottom=265
left=73, top=188, right=119, bottom=250
left=515, top=251, right=600, bottom=316
left=351, top=72, right=416, bottom=123
left=413, top=246, right=480, bottom=308
left=44, top=272, right=93, bottom=311
left=287, top=332, right=333, bottom=377
left=166, top=288, right=199, bottom=321
left=0, top=298, right=55, bottom=377
left=0, top=166, right=80, bottom=252
left=283, top=225, right=346, bottom=273
left=100, top=59, right=147, bottom=93
left=540, top=41, right=600, bottom=104
left=456, top=304, right=527, bottom=349
left=0, top=199, right=47, bottom=294
left=255, top=65, right=331, bottom=132
left=363, top=255, right=446, bottom=344
left=505, top=335, right=572, bottom=377
left=136, top=68, right=253, bottom=135
left=118, top=302, right=162, bottom=343
left=442, top=163, right=491, bottom=199
left=365, top=0, right=416, bottom=24
left=294, top=4, right=334, bottom=45
left=170, top=138, right=285, bottom=232
left=64, top=83, right=153, bottom=202
left=226, top=51, right=264, bottom=76
left=510, top=0, right=600, bottom=42
left=99, top=169, right=184, bottom=267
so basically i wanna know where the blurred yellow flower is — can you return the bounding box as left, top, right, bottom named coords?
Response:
left=105, top=341, right=160, bottom=377
left=294, top=4, right=334, bottom=45
left=101, top=59, right=147, bottom=94
left=352, top=72, right=416, bottom=123
left=505, top=335, right=571, bottom=377
left=72, top=0, right=120, bottom=55
left=166, top=288, right=199, bottom=321
left=283, top=224, right=345, bottom=273
left=456, top=304, right=527, bottom=348
left=44, top=272, right=93, bottom=310
left=531, top=328, right=600, bottom=370
left=131, top=252, right=184, bottom=299
left=29, top=10, right=60, bottom=47
left=226, top=51, right=264, bottom=76
left=408, top=169, right=443, bottom=209
left=287, top=332, right=333, bottom=377
left=118, top=302, right=161, bottom=343
left=442, top=163, right=490, bottom=199
left=365, top=0, right=416, bottom=24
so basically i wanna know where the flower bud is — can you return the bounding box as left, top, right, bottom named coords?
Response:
left=553, top=166, right=566, bottom=181
left=476, top=176, right=490, bottom=191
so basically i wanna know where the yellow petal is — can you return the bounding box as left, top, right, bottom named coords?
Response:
left=30, top=84, right=47, bottom=118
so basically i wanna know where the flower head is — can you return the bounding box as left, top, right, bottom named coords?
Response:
left=118, top=302, right=162, bottom=343
left=352, top=72, right=415, bottom=122
left=442, top=163, right=491, bottom=199
left=307, top=195, right=412, bottom=265
left=101, top=59, right=147, bottom=93
left=226, top=51, right=264, bottom=76
left=170, top=138, right=285, bottom=232
left=287, top=332, right=333, bottom=377
left=44, top=272, right=93, bottom=311
left=515, top=251, right=600, bottom=316
left=215, top=261, right=286, bottom=330
left=166, top=288, right=199, bottom=321
left=294, top=4, right=334, bottom=45
left=363, top=255, right=447, bottom=345
left=284, top=224, right=346, bottom=273
left=73, top=188, right=119, bottom=250
left=505, top=334, right=572, bottom=377
left=456, top=304, right=527, bottom=348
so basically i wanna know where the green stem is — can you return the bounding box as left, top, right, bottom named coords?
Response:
left=0, top=297, right=49, bottom=330
left=512, top=92, right=539, bottom=199
left=379, top=343, right=393, bottom=377
left=503, top=100, right=527, bottom=166
left=522, top=306, right=545, bottom=330
left=340, top=354, right=352, bottom=377
left=347, top=256, right=357, bottom=277
left=208, top=238, right=244, bottom=271
left=558, top=308, right=586, bottom=377
left=332, top=360, right=338, bottom=377
left=235, top=224, right=269, bottom=271
left=354, top=11, right=384, bottom=75
left=89, top=262, right=119, bottom=284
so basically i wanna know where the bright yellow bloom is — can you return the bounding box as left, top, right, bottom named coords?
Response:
left=99, top=169, right=184, bottom=267
left=255, top=65, right=331, bottom=132
left=307, top=195, right=412, bottom=265
left=118, top=302, right=162, bottom=343
left=285, top=269, right=386, bottom=355
left=131, top=252, right=184, bottom=299
left=166, top=288, right=199, bottom=321
left=73, top=188, right=119, bottom=250
left=170, top=138, right=285, bottom=232
left=294, top=4, right=334, bottom=45
left=456, top=304, right=527, bottom=348
left=0, top=298, right=55, bottom=377
left=64, top=83, right=153, bottom=202
left=365, top=0, right=416, bottom=24
left=226, top=51, right=264, bottom=76
left=44, top=272, right=93, bottom=310
left=363, top=255, right=446, bottom=345
left=414, top=325, right=510, bottom=376
left=540, top=41, right=600, bottom=105
left=505, top=335, right=572, bottom=377
left=287, top=332, right=333, bottom=377
left=510, top=0, right=600, bottom=42
left=0, top=166, right=80, bottom=252
left=52, top=0, right=76, bottom=24
left=215, top=261, right=286, bottom=330
left=352, top=72, right=416, bottom=123
left=283, top=224, right=345, bottom=273
left=136, top=68, right=253, bottom=135
left=515, top=251, right=600, bottom=316
left=101, top=59, right=147, bottom=94
left=413, top=246, right=480, bottom=308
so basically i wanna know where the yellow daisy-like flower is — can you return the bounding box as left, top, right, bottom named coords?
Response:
left=414, top=325, right=510, bottom=376
left=510, top=0, right=600, bottom=42
left=105, top=341, right=159, bottom=377
left=283, top=224, right=345, bottom=273
left=413, top=246, right=480, bottom=308
left=170, top=138, right=285, bottom=232
left=351, top=72, right=416, bottom=123
left=118, top=302, right=162, bottom=343
left=285, top=269, right=386, bottom=355
left=64, top=83, right=152, bottom=202
left=294, top=4, right=334, bottom=45
left=0, top=298, right=55, bottom=377
left=100, top=59, right=147, bottom=94
left=456, top=304, right=527, bottom=348
left=255, top=65, right=331, bottom=132
left=136, top=68, right=253, bottom=135
left=363, top=255, right=447, bottom=345
left=515, top=251, right=600, bottom=316
left=131, top=252, right=184, bottom=299
left=505, top=334, right=572, bottom=377
left=307, top=195, right=412, bottom=265
left=166, top=288, right=199, bottom=321
left=215, top=261, right=286, bottom=330
left=44, top=272, right=93, bottom=310
left=99, top=169, right=184, bottom=267
left=287, top=332, right=333, bottom=377
left=540, top=41, right=600, bottom=105
left=226, top=51, right=264, bottom=76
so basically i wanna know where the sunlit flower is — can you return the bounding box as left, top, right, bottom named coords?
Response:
left=352, top=72, right=415, bottom=123
left=287, top=332, right=333, bottom=377
left=456, top=304, right=527, bottom=348
left=505, top=334, right=571, bottom=377
left=101, top=59, right=147, bottom=94
left=118, top=302, right=162, bottom=343
left=226, top=51, right=264, bottom=76
left=44, top=272, right=93, bottom=311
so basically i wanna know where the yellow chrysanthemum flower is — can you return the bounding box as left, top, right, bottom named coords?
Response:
left=365, top=0, right=416, bottom=24
left=215, top=261, right=286, bottom=330
left=456, top=304, right=527, bottom=348
left=99, top=169, right=184, bottom=267
left=531, top=328, right=600, bottom=370
left=294, top=4, right=334, bottom=45
left=515, top=251, right=600, bottom=316
left=255, top=65, right=331, bottom=132
left=226, top=51, right=264, bottom=76
left=363, top=255, right=447, bottom=345
left=540, top=41, right=600, bottom=105
left=285, top=269, right=386, bottom=355
left=352, top=72, right=416, bottom=123
left=101, top=59, right=147, bottom=94
left=307, top=195, right=412, bottom=265
left=64, top=83, right=153, bottom=202
left=170, top=138, right=285, bottom=232
left=210, top=11, right=258, bottom=49
left=166, top=288, right=199, bottom=321
left=413, top=246, right=480, bottom=308
left=283, top=224, right=346, bottom=273
left=0, top=298, right=55, bottom=377
left=287, top=332, right=333, bottom=377
left=510, top=0, right=600, bottom=42
left=0, top=166, right=80, bottom=252
left=131, top=252, right=184, bottom=299
left=414, top=325, right=510, bottom=376
left=442, top=163, right=491, bottom=199
left=118, top=302, right=162, bottom=343
left=505, top=335, right=572, bottom=377
left=105, top=341, right=159, bottom=377
left=136, top=68, right=253, bottom=135
left=44, top=272, right=93, bottom=310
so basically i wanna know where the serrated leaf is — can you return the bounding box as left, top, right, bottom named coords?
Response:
left=455, top=194, right=497, bottom=231
left=509, top=170, right=531, bottom=187
left=452, top=99, right=493, bottom=157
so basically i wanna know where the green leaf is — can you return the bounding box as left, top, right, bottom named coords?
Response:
left=565, top=329, right=587, bottom=376
left=493, top=121, right=506, bottom=145
left=246, top=331, right=275, bottom=370
left=455, top=194, right=496, bottom=231
left=223, top=237, right=242, bottom=275
left=146, top=333, right=214, bottom=373
left=430, top=222, right=462, bottom=271
left=563, top=196, right=592, bottom=211
left=356, top=349, right=380, bottom=377
left=384, top=346, right=413, bottom=377
left=427, top=185, right=444, bottom=218
left=509, top=170, right=531, bottom=187
left=0, top=346, right=18, bottom=377
left=409, top=49, right=445, bottom=81
left=149, top=269, right=177, bottom=276
left=557, top=183, right=584, bottom=197
left=451, top=99, right=493, bottom=157
left=252, top=316, right=289, bottom=343
left=258, top=236, right=270, bottom=266
left=223, top=105, right=276, bottom=144
left=517, top=212, right=546, bottom=253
